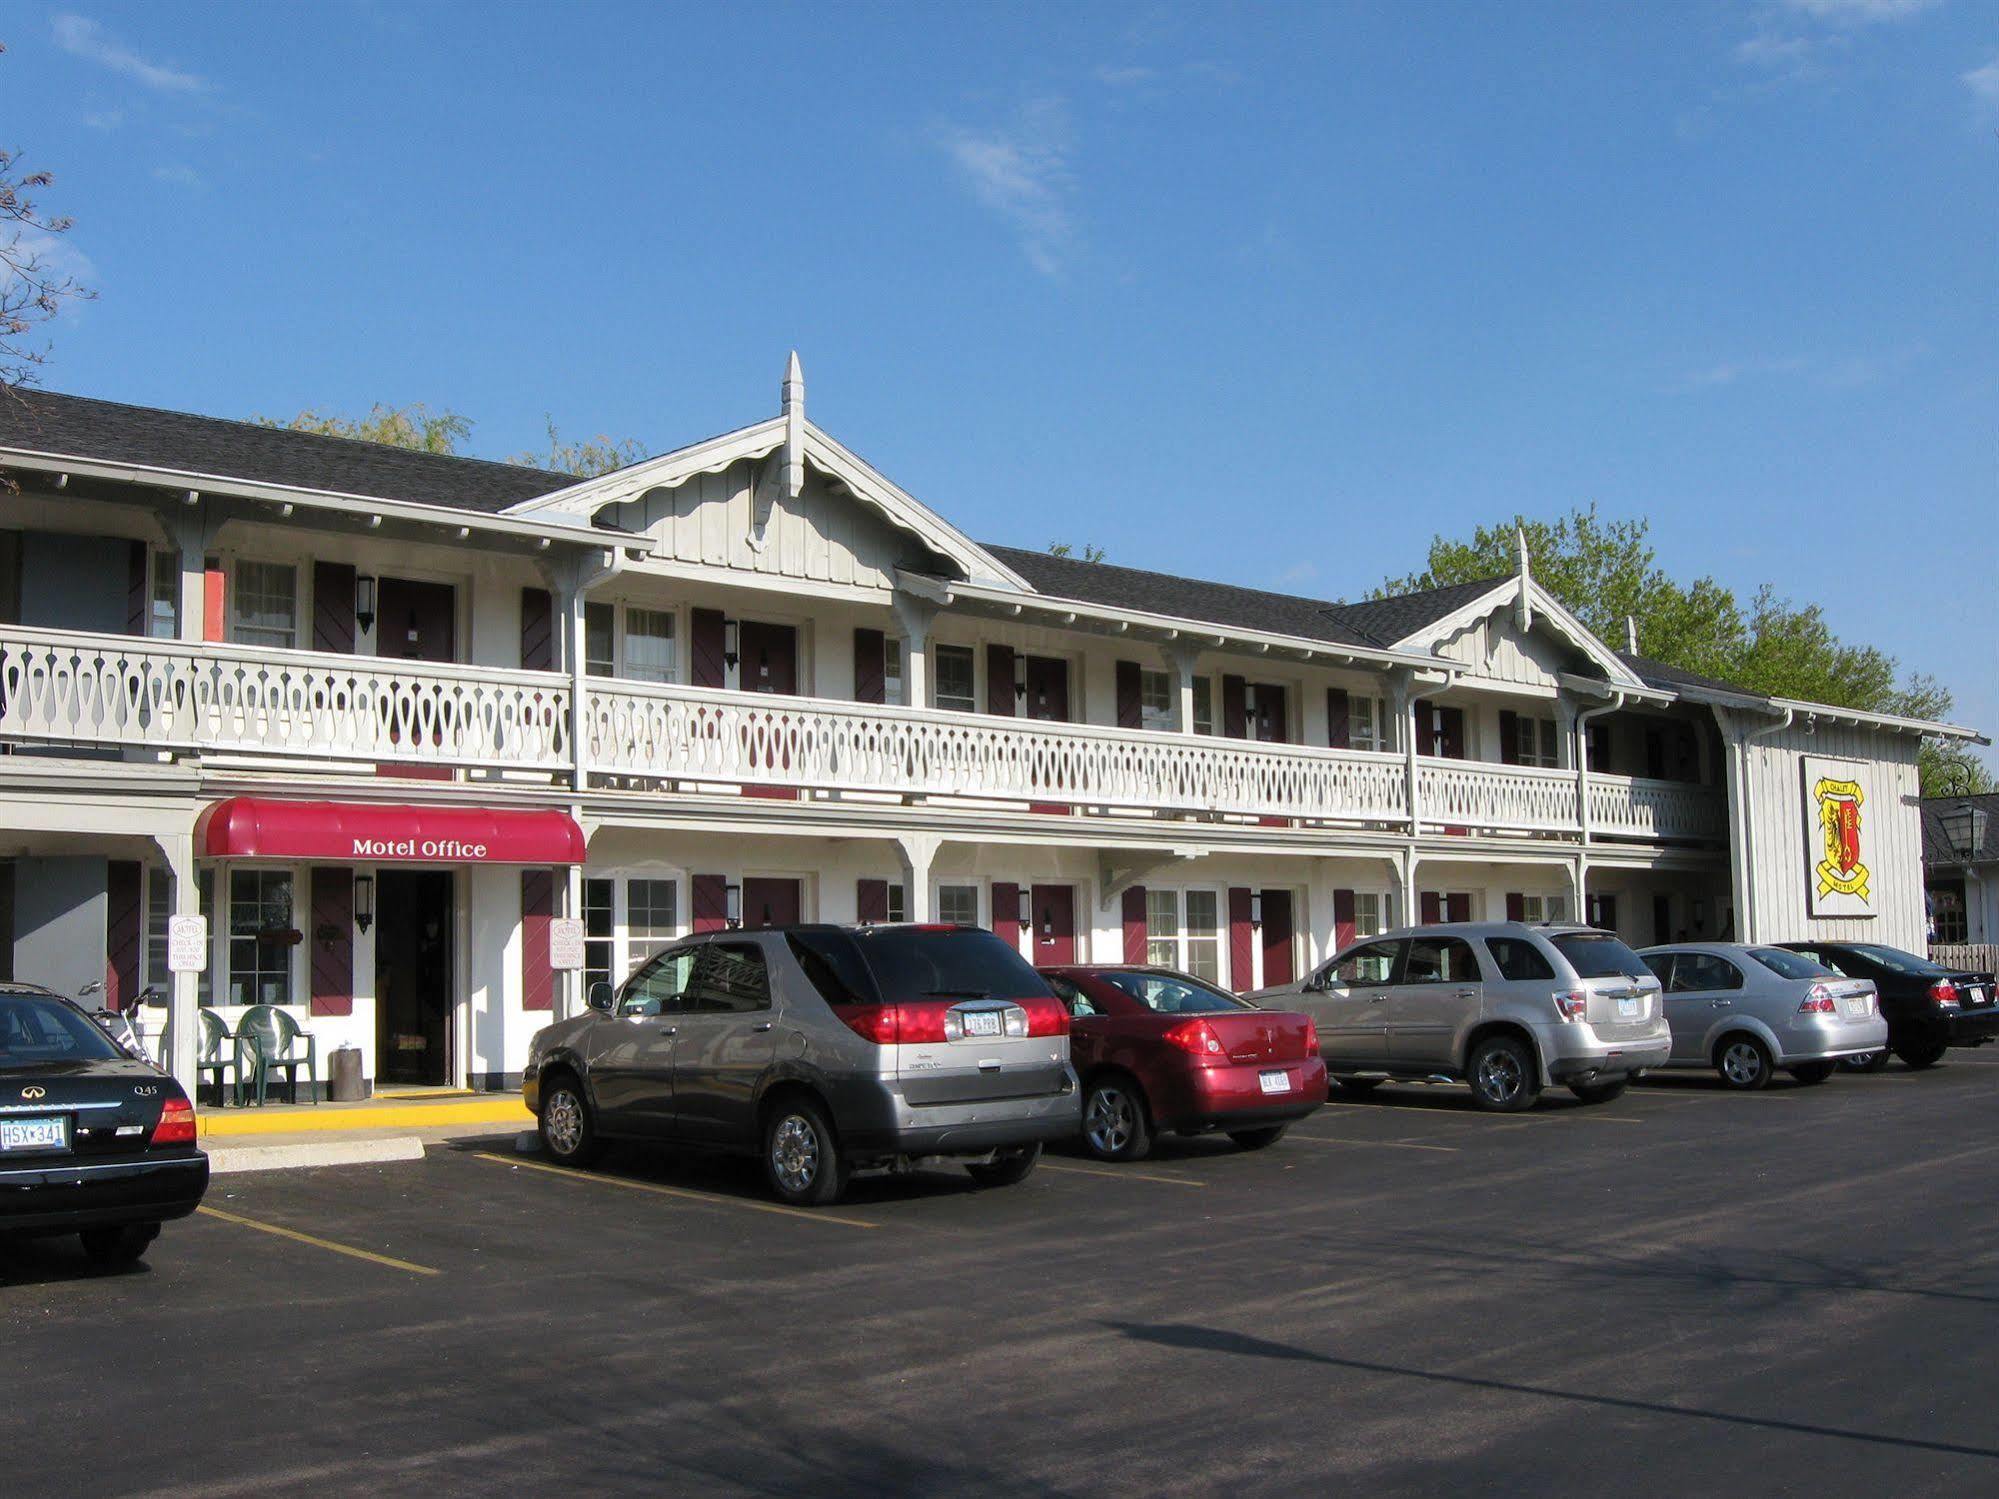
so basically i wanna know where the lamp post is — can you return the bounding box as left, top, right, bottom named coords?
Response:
left=1940, top=802, right=1987, bottom=863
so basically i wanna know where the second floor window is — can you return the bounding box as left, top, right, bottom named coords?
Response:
left=1140, top=669, right=1173, bottom=731
left=1513, top=715, right=1560, bottom=768
left=884, top=638, right=905, bottom=706
left=1351, top=696, right=1397, bottom=752
left=623, top=608, right=676, bottom=683
left=935, top=644, right=976, bottom=713
left=147, top=551, right=178, bottom=639
left=1192, top=677, right=1215, bottom=736
left=233, top=561, right=297, bottom=649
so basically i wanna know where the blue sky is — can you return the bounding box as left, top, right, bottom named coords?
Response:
left=6, top=1, right=1996, bottom=760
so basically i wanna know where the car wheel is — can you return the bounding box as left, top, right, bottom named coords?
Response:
left=1568, top=1077, right=1628, bottom=1105
left=1334, top=1077, right=1385, bottom=1096
left=1082, top=1077, right=1153, bottom=1162
left=966, top=1143, right=1042, bottom=1188
left=763, top=1098, right=848, bottom=1207
left=537, top=1075, right=605, bottom=1167
left=1894, top=1040, right=1948, bottom=1070
left=1841, top=1049, right=1890, bottom=1074
left=1789, top=1061, right=1837, bottom=1085
left=1715, top=1034, right=1774, bottom=1091
left=1467, top=1036, right=1541, bottom=1112
left=80, top=1223, right=158, bottom=1268
left=1227, top=1126, right=1288, bottom=1150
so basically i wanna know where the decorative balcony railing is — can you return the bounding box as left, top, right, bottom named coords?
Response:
left=0, top=625, right=1725, bottom=844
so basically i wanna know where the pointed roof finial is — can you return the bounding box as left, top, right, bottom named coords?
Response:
left=1626, top=614, right=1639, bottom=654
left=781, top=350, right=805, bottom=499
left=1514, top=525, right=1534, bottom=632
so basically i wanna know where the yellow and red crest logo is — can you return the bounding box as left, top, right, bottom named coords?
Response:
left=1812, top=775, right=1869, bottom=903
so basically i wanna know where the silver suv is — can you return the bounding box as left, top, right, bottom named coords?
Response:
left=1249, top=921, right=1670, bottom=1111
left=524, top=925, right=1079, bottom=1205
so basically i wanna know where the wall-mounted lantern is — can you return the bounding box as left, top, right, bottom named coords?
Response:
left=355, top=575, right=377, bottom=634
left=353, top=873, right=375, bottom=934
left=722, top=619, right=741, bottom=671
left=1941, top=802, right=1988, bottom=863
left=724, top=882, right=743, bottom=930
left=1013, top=656, right=1027, bottom=701
left=1015, top=887, right=1031, bottom=927
left=1249, top=892, right=1264, bottom=928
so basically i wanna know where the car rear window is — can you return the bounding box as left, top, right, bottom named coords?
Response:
left=855, top=927, right=1055, bottom=1002
left=1846, top=944, right=1951, bottom=977
left=0, top=994, right=124, bottom=1070
left=1486, top=938, right=1555, bottom=982
left=1749, top=948, right=1833, bottom=981
left=1548, top=932, right=1652, bottom=980
left=786, top=931, right=882, bottom=1008
left=1098, top=971, right=1248, bottom=1014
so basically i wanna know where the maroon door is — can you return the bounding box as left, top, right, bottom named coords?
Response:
left=1250, top=684, right=1288, bottom=743
left=737, top=621, right=797, bottom=695
left=1414, top=701, right=1466, bottom=759
left=1420, top=892, right=1473, bottom=925
left=742, top=877, right=802, bottom=929
left=1024, top=656, right=1069, bottom=722
left=1260, top=889, right=1295, bottom=986
left=376, top=578, right=457, bottom=779
left=1030, top=884, right=1076, bottom=965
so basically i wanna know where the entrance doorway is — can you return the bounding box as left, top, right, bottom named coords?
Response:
left=1031, top=884, right=1076, bottom=964
left=375, top=869, right=453, bottom=1086
left=736, top=621, right=797, bottom=696
left=741, top=877, right=802, bottom=929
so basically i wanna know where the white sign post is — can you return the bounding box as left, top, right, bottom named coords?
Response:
left=548, top=917, right=585, bottom=972
left=166, top=915, right=209, bottom=974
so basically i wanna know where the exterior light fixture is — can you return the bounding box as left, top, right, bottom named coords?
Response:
left=353, top=873, right=375, bottom=933
left=1941, top=802, right=1988, bottom=862
left=1013, top=656, right=1027, bottom=701
left=723, top=620, right=740, bottom=671
left=724, top=882, right=743, bottom=929
left=355, top=575, right=377, bottom=634
left=1249, top=892, right=1263, bottom=927
left=1014, top=887, right=1031, bottom=928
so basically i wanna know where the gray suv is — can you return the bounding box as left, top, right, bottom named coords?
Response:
left=1249, top=921, right=1670, bottom=1111
left=524, top=924, right=1079, bottom=1205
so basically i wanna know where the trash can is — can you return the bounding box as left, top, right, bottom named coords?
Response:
left=328, top=1045, right=369, bottom=1103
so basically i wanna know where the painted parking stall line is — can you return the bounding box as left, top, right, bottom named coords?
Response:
left=471, top=1152, right=881, bottom=1229
left=1284, top=1133, right=1459, bottom=1154
left=196, top=1205, right=441, bottom=1277
left=1039, top=1161, right=1206, bottom=1188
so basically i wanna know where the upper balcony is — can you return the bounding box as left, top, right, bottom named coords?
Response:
left=0, top=624, right=1727, bottom=846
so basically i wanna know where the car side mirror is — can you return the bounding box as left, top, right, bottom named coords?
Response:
left=587, top=981, right=615, bottom=1013
left=1305, top=970, right=1330, bottom=993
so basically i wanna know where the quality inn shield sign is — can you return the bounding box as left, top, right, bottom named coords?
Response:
left=1803, top=755, right=1873, bottom=919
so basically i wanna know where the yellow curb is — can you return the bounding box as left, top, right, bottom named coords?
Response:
left=199, top=1097, right=532, bottom=1137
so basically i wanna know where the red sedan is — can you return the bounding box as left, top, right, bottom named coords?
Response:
left=1039, top=965, right=1328, bottom=1161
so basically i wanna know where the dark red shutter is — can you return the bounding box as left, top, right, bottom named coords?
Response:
left=1222, top=676, right=1247, bottom=738
left=520, top=870, right=555, bottom=1012
left=986, top=645, right=1016, bottom=716
left=854, top=628, right=886, bottom=705
left=691, top=609, right=727, bottom=689
left=1257, top=684, right=1288, bottom=743
left=1326, top=688, right=1350, bottom=749
left=520, top=587, right=555, bottom=671
left=313, top=561, right=358, bottom=655
left=1228, top=887, right=1254, bottom=991
left=692, top=874, right=729, bottom=933
left=1447, top=893, right=1472, bottom=923
left=105, top=861, right=142, bottom=1012
left=1420, top=891, right=1443, bottom=925
left=992, top=882, right=1022, bottom=949
left=1115, top=661, right=1143, bottom=730
left=1415, top=699, right=1436, bottom=755
left=1440, top=707, right=1466, bottom=760
left=1260, top=889, right=1295, bottom=986
left=1333, top=888, right=1357, bottom=951
left=310, top=868, right=355, bottom=1018
left=1121, top=886, right=1147, bottom=963
left=1505, top=892, right=1526, bottom=922
left=1498, top=710, right=1520, bottom=766
left=125, top=542, right=148, bottom=636
left=857, top=878, right=889, bottom=925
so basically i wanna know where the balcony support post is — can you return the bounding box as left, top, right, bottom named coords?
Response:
left=894, top=833, right=941, bottom=923
left=1392, top=671, right=1420, bottom=837
left=892, top=592, right=936, bottom=710
left=546, top=546, right=621, bottom=793
left=1168, top=642, right=1203, bottom=733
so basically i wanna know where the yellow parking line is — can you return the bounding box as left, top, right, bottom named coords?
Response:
left=1040, top=1161, right=1205, bottom=1188
left=196, top=1205, right=440, bottom=1277
left=471, top=1152, right=879, bottom=1228
left=1287, top=1133, right=1458, bottom=1154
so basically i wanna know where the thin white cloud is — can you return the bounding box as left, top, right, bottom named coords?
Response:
left=51, top=14, right=205, bottom=94
left=1678, top=346, right=1926, bottom=392
left=81, top=108, right=124, bottom=130
left=4, top=222, right=99, bottom=302
left=151, top=163, right=204, bottom=188
left=1966, top=53, right=1999, bottom=108
left=935, top=98, right=1077, bottom=277
left=1777, top=0, right=1939, bottom=20
left=1094, top=64, right=1156, bottom=87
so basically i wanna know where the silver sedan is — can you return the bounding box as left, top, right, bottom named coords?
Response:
left=1637, top=943, right=1888, bottom=1090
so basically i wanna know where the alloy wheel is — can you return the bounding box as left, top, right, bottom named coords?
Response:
left=770, top=1114, right=820, bottom=1194
left=543, top=1088, right=584, bottom=1156
left=1085, top=1086, right=1136, bottom=1155
left=1475, top=1050, right=1524, bottom=1105
left=1721, top=1041, right=1765, bottom=1087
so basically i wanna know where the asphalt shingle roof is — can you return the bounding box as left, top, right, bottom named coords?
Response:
left=1616, top=652, right=1770, bottom=701
left=0, top=388, right=576, bottom=512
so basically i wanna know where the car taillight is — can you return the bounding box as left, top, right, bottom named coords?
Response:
left=1929, top=980, right=1961, bottom=1009
left=1553, top=990, right=1587, bottom=1021
left=1302, top=1018, right=1320, bottom=1054
left=1797, top=985, right=1837, bottom=1014
left=1162, top=1019, right=1226, bottom=1060
left=152, top=1096, right=196, bottom=1146
left=1018, top=996, right=1070, bottom=1038
left=835, top=1005, right=904, bottom=1044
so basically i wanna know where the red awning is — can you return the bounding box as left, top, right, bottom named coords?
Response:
left=195, top=798, right=586, bottom=865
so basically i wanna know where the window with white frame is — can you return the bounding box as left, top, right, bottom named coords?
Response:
left=1518, top=893, right=1571, bottom=923
left=1352, top=891, right=1398, bottom=939
left=1140, top=669, right=1174, bottom=731
left=144, top=867, right=172, bottom=993
left=232, top=561, right=298, bottom=649
left=1513, top=715, right=1561, bottom=768
left=227, top=869, right=294, bottom=1007
left=584, top=603, right=615, bottom=677
left=884, top=638, right=905, bottom=706
left=626, top=878, right=678, bottom=972
left=1350, top=695, right=1397, bottom=752
left=582, top=878, right=615, bottom=998
left=938, top=884, right=979, bottom=927
left=886, top=883, right=907, bottom=924
left=935, top=645, right=976, bottom=712
left=1146, top=888, right=1222, bottom=984
left=147, top=552, right=178, bottom=639
left=622, top=607, right=677, bottom=683
left=1192, top=677, right=1215, bottom=736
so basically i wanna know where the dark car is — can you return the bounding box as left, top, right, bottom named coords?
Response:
left=0, top=984, right=209, bottom=1266
left=1038, top=965, right=1327, bottom=1161
left=1776, top=942, right=1999, bottom=1071
left=526, top=925, right=1077, bottom=1206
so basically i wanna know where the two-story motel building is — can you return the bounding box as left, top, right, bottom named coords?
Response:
left=0, top=357, right=1978, bottom=1095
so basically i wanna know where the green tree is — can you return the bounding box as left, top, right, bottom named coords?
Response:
left=1378, top=504, right=1992, bottom=796
left=1048, top=541, right=1106, bottom=563
left=2, top=44, right=95, bottom=392
left=512, top=417, right=646, bottom=478
left=256, top=402, right=473, bottom=455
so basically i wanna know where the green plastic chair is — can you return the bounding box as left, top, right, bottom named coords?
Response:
left=197, top=1008, right=251, bottom=1109
left=237, top=1005, right=319, bottom=1106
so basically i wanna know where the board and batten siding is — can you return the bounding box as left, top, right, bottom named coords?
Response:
left=1737, top=720, right=1924, bottom=949
left=601, top=458, right=915, bottom=593
left=1433, top=616, right=1576, bottom=688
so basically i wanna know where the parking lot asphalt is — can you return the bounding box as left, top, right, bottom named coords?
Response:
left=9, top=1056, right=1999, bottom=1499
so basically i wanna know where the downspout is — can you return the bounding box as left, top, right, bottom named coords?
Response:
left=1728, top=706, right=1794, bottom=942
left=1571, top=687, right=1630, bottom=919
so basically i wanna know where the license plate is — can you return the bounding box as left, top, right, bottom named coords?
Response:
left=963, top=1010, right=1003, bottom=1038
left=1259, top=1069, right=1291, bottom=1094
left=1842, top=996, right=1870, bottom=1018
left=0, top=1116, right=68, bottom=1152
left=1618, top=996, right=1641, bottom=1019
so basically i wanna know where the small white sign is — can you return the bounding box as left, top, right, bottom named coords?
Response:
left=167, top=915, right=208, bottom=974
left=548, top=917, right=585, bottom=972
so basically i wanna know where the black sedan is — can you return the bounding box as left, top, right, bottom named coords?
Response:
left=0, top=985, right=208, bottom=1266
left=1777, top=942, right=1999, bottom=1071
